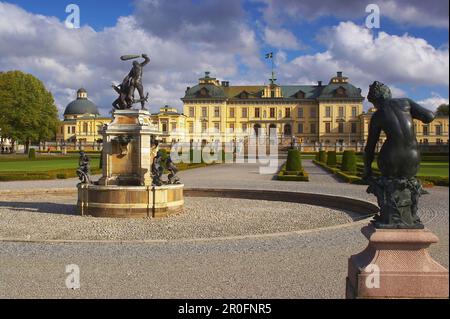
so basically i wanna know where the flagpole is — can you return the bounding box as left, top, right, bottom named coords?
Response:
left=271, top=54, right=274, bottom=84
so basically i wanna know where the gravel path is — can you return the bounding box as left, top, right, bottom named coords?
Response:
left=0, top=159, right=447, bottom=298
left=0, top=194, right=359, bottom=241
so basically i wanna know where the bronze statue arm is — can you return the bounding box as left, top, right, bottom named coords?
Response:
left=140, top=54, right=150, bottom=67
left=409, top=99, right=435, bottom=124
left=112, top=84, right=121, bottom=94
left=363, top=114, right=381, bottom=179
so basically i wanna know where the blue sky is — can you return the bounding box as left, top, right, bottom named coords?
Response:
left=0, top=0, right=448, bottom=115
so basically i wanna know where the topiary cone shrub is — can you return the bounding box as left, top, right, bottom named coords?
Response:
left=318, top=150, right=327, bottom=163
left=326, top=151, right=337, bottom=167
left=286, top=149, right=302, bottom=171
left=341, top=150, right=357, bottom=174
left=28, top=148, right=36, bottom=160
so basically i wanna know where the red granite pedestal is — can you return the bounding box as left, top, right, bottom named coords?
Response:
left=346, top=224, right=449, bottom=299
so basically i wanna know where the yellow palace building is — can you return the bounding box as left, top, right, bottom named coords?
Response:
left=55, top=76, right=448, bottom=152
left=56, top=88, right=110, bottom=150
left=182, top=71, right=449, bottom=149
left=182, top=71, right=365, bottom=146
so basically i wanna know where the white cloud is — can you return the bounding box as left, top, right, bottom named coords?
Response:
left=0, top=2, right=447, bottom=117
left=257, top=0, right=449, bottom=29
left=276, top=22, right=448, bottom=95
left=263, top=27, right=301, bottom=50
left=0, top=2, right=261, bottom=116
left=418, top=93, right=449, bottom=111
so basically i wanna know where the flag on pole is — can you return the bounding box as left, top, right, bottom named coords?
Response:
left=265, top=52, right=273, bottom=59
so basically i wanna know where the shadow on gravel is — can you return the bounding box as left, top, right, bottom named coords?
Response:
left=0, top=201, right=77, bottom=215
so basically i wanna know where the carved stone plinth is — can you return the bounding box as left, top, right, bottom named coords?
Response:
left=78, top=184, right=184, bottom=218
left=346, top=224, right=449, bottom=299
left=98, top=109, right=161, bottom=187
left=78, top=109, right=184, bottom=218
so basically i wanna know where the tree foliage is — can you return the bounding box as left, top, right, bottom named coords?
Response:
left=0, top=71, right=59, bottom=152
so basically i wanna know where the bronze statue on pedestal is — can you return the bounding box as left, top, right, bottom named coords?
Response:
left=112, top=54, right=150, bottom=110
left=363, top=81, right=435, bottom=229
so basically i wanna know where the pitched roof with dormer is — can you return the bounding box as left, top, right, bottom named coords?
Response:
left=182, top=72, right=364, bottom=102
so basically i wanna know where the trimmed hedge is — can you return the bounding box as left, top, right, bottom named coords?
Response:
left=28, top=149, right=36, bottom=160
left=0, top=168, right=102, bottom=182
left=313, top=160, right=363, bottom=184
left=420, top=155, right=449, bottom=162
left=417, top=176, right=449, bottom=187
left=286, top=149, right=302, bottom=171
left=277, top=174, right=309, bottom=182
left=341, top=150, right=357, bottom=174
left=318, top=150, right=327, bottom=163
left=326, top=151, right=337, bottom=167
left=277, top=163, right=309, bottom=182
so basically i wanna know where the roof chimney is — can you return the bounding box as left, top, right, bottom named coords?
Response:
left=337, top=71, right=343, bottom=77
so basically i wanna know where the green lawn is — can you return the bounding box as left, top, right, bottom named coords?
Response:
left=417, top=162, right=449, bottom=177
left=0, top=155, right=100, bottom=172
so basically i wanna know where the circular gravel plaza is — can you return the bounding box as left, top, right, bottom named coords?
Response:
left=0, top=160, right=448, bottom=298
left=0, top=192, right=365, bottom=241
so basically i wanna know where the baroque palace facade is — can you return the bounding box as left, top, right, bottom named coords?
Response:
left=54, top=74, right=448, bottom=151
left=181, top=72, right=449, bottom=148
left=56, top=89, right=186, bottom=150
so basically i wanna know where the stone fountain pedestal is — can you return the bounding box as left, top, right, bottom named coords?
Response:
left=77, top=109, right=184, bottom=218
left=346, top=224, right=449, bottom=299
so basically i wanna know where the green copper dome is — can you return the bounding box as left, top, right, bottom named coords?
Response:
left=64, top=88, right=99, bottom=116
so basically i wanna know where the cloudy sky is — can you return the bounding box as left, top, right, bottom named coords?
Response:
left=0, top=0, right=448, bottom=117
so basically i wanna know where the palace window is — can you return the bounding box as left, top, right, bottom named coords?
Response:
left=310, top=123, right=316, bottom=134
left=201, top=122, right=208, bottom=133
left=229, top=107, right=235, bottom=118
left=189, top=107, right=195, bottom=117
left=202, top=107, right=208, bottom=118
left=270, top=108, right=276, bottom=118
left=325, top=106, right=331, bottom=118
left=72, top=126, right=76, bottom=134
left=214, top=122, right=220, bottom=132
left=325, top=122, right=331, bottom=133
left=285, top=108, right=291, bottom=118
left=338, top=122, right=344, bottom=134
left=338, top=106, right=345, bottom=118
left=67, top=127, right=71, bottom=134
left=83, top=123, right=88, bottom=133
left=297, top=123, right=303, bottom=134
left=351, top=122, right=357, bottom=134
left=298, top=108, right=304, bottom=118
left=242, top=123, right=247, bottom=132
left=241, top=107, right=248, bottom=118
left=255, top=108, right=261, bottom=118
left=171, top=123, right=177, bottom=131
left=229, top=123, right=235, bottom=133
left=436, top=125, right=442, bottom=136
left=352, top=107, right=357, bottom=118
left=162, top=123, right=168, bottom=132
left=214, top=107, right=220, bottom=118
left=423, top=125, right=429, bottom=136
left=188, top=122, right=194, bottom=133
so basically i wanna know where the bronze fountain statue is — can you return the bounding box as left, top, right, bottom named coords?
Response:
left=112, top=54, right=150, bottom=110
left=363, top=81, right=435, bottom=229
